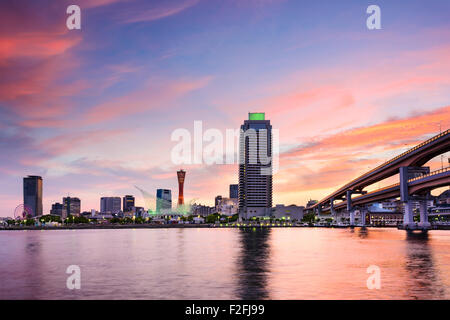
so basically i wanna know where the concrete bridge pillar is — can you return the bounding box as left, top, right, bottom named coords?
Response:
left=403, top=201, right=415, bottom=228
left=349, top=210, right=356, bottom=226
left=400, top=167, right=414, bottom=229
left=330, top=198, right=336, bottom=217
left=419, top=200, right=431, bottom=229
left=360, top=208, right=367, bottom=226
left=346, top=190, right=355, bottom=226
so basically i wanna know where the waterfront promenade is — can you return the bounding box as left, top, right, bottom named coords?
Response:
left=2, top=223, right=449, bottom=231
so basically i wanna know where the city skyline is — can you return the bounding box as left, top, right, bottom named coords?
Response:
left=1, top=0, right=450, bottom=217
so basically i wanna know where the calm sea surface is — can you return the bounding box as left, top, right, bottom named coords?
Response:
left=0, top=227, right=449, bottom=300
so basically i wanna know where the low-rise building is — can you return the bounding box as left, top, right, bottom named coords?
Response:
left=367, top=203, right=403, bottom=226
left=430, top=203, right=450, bottom=222
left=191, top=204, right=213, bottom=217
left=193, top=217, right=205, bottom=224
left=50, top=202, right=64, bottom=216
left=216, top=197, right=238, bottom=216
left=272, top=204, right=304, bottom=221
left=436, top=190, right=450, bottom=205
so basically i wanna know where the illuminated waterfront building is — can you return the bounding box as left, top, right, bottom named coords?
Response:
left=272, top=204, right=304, bottom=221
left=23, top=175, right=43, bottom=217
left=100, top=197, right=121, bottom=214
left=63, top=197, right=81, bottom=218
left=229, top=184, right=238, bottom=199
left=238, top=113, right=273, bottom=219
left=123, top=195, right=135, bottom=213
left=50, top=202, right=63, bottom=216
left=156, top=189, right=172, bottom=214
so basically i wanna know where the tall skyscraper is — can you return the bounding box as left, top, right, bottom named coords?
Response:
left=177, top=169, right=186, bottom=206
left=156, top=189, right=172, bottom=214
left=238, top=113, right=273, bottom=219
left=63, top=197, right=81, bottom=218
left=100, top=197, right=121, bottom=214
left=123, top=195, right=135, bottom=213
left=23, top=175, right=43, bottom=217
left=229, top=184, right=238, bottom=199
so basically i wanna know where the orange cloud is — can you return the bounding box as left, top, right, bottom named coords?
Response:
left=273, top=105, right=450, bottom=205
left=286, top=105, right=450, bottom=159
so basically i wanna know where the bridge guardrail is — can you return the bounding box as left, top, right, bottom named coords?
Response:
left=350, top=166, right=450, bottom=202
left=408, top=166, right=450, bottom=182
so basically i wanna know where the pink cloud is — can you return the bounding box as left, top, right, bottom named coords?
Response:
left=37, top=129, right=128, bottom=158
left=82, top=76, right=213, bottom=125
left=119, top=0, right=200, bottom=23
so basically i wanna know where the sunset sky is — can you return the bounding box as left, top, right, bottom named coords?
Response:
left=1, top=0, right=450, bottom=217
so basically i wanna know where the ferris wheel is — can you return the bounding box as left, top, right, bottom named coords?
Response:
left=14, top=204, right=32, bottom=220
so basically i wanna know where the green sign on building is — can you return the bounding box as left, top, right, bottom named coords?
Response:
left=248, top=112, right=265, bottom=120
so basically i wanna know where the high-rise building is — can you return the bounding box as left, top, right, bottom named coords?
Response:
left=50, top=202, right=63, bottom=216
left=229, top=184, right=238, bottom=199
left=156, top=189, right=172, bottom=214
left=123, top=195, right=135, bottom=213
left=238, top=112, right=273, bottom=219
left=100, top=197, right=121, bottom=214
left=63, top=197, right=81, bottom=217
left=23, top=175, right=43, bottom=217
left=177, top=169, right=186, bottom=206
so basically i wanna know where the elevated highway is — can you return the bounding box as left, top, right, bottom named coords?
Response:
left=325, top=166, right=450, bottom=210
left=308, top=129, right=450, bottom=211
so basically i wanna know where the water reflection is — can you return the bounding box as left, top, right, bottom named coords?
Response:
left=24, top=232, right=43, bottom=299
left=235, top=228, right=271, bottom=300
left=2, top=228, right=450, bottom=299
left=358, top=227, right=369, bottom=239
left=404, top=231, right=445, bottom=299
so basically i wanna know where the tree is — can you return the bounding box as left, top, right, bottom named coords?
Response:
left=302, top=213, right=316, bottom=223
left=74, top=215, right=89, bottom=224
left=121, top=217, right=133, bottom=224
left=135, top=217, right=144, bottom=224
left=206, top=214, right=220, bottom=224
left=25, top=218, right=35, bottom=226
left=40, top=215, right=62, bottom=223
left=110, top=217, right=121, bottom=224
